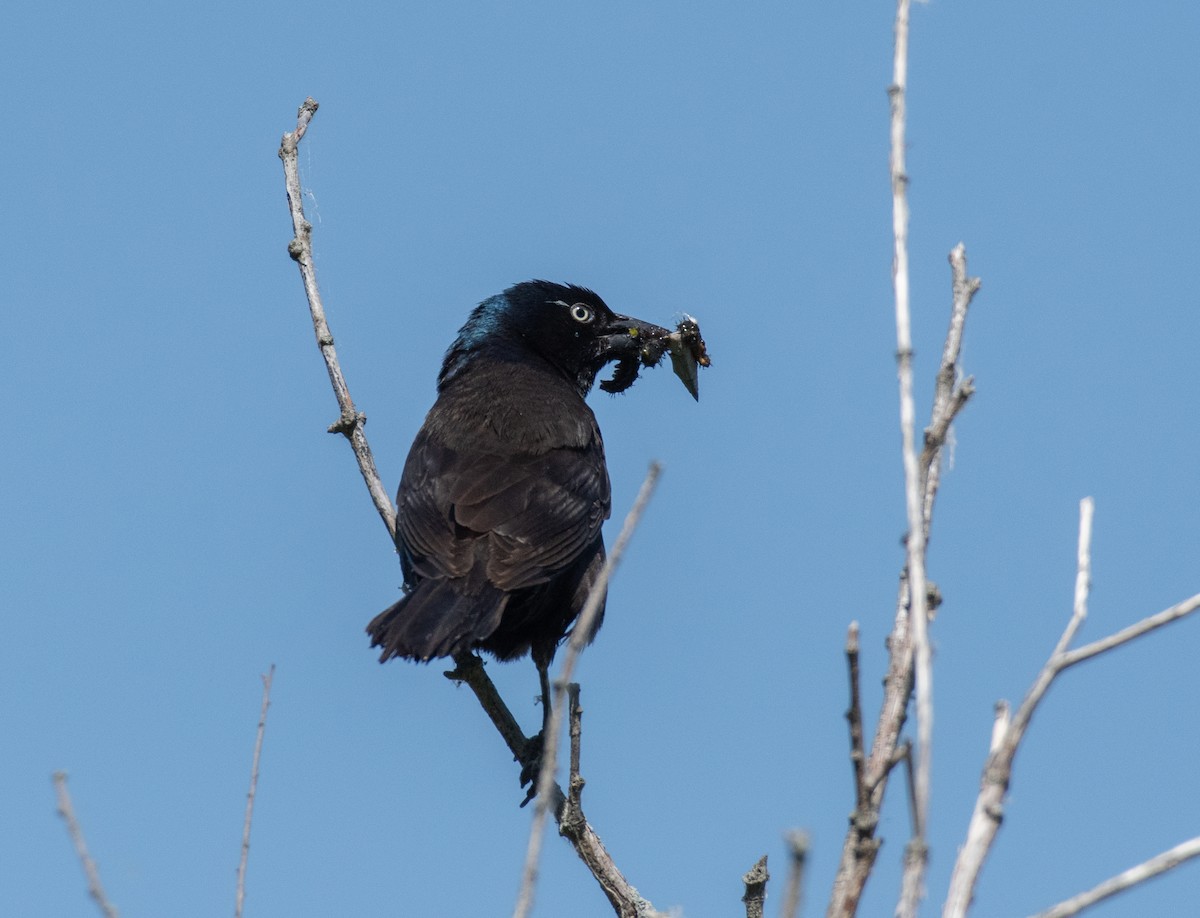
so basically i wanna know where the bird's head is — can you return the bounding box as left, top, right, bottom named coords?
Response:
left=439, top=280, right=675, bottom=397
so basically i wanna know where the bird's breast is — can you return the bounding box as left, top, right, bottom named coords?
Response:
left=430, top=361, right=601, bottom=455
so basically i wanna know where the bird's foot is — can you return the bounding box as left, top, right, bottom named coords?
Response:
left=518, top=731, right=545, bottom=807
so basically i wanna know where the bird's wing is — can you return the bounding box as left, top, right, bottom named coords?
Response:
left=396, top=428, right=610, bottom=592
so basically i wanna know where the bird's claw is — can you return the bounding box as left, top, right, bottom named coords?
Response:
left=518, top=731, right=545, bottom=807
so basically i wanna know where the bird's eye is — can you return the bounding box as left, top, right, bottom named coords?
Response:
left=569, top=303, right=594, bottom=324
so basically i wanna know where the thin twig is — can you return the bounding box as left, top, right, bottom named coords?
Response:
left=53, top=772, right=119, bottom=918
left=514, top=462, right=663, bottom=918
left=236, top=665, right=276, bottom=918
left=781, top=831, right=811, bottom=918
left=742, top=855, right=770, bottom=918
left=278, top=97, right=397, bottom=540
left=1029, top=836, right=1200, bottom=918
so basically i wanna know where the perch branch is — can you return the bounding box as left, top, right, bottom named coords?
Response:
left=278, top=97, right=396, bottom=540
left=1029, top=835, right=1200, bottom=918
left=280, top=99, right=660, bottom=918
left=445, top=647, right=662, bottom=918
left=236, top=665, right=275, bottom=918
left=514, top=463, right=663, bottom=918
left=53, top=772, right=119, bottom=918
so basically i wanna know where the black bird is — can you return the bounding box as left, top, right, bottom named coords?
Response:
left=367, top=281, right=673, bottom=712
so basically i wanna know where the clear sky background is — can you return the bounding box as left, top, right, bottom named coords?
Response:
left=5, top=3, right=1199, bottom=917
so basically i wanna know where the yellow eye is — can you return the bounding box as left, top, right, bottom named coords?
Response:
left=570, top=303, right=594, bottom=324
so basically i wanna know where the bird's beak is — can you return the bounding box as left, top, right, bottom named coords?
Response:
left=595, top=313, right=674, bottom=396
left=598, top=314, right=675, bottom=362
left=595, top=312, right=711, bottom=399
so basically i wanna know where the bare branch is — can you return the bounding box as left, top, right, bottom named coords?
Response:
left=781, top=831, right=811, bottom=918
left=236, top=665, right=276, bottom=918
left=829, top=241, right=980, bottom=917
left=828, top=238, right=980, bottom=915
left=886, top=1, right=935, bottom=914
left=742, top=855, right=770, bottom=918
left=1029, top=836, right=1200, bottom=918
left=515, top=463, right=663, bottom=918
left=278, top=97, right=397, bottom=541
left=53, top=772, right=119, bottom=918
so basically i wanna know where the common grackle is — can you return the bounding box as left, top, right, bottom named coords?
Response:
left=367, top=280, right=676, bottom=722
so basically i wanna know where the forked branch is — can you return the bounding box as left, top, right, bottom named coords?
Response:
left=944, top=499, right=1200, bottom=917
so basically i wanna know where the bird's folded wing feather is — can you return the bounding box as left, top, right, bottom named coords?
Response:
left=397, top=429, right=610, bottom=592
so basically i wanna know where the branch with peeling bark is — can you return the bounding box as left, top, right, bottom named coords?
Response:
left=279, top=99, right=662, bottom=918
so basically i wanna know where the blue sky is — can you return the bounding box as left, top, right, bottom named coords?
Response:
left=5, top=2, right=1200, bottom=916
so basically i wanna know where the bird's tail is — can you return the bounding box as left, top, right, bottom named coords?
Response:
left=367, top=578, right=509, bottom=663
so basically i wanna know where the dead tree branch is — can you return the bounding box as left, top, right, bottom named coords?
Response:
left=827, top=243, right=980, bottom=918
left=944, top=501, right=1200, bottom=916
left=884, top=3, right=935, bottom=913
left=826, top=10, right=980, bottom=908
left=53, top=772, right=119, bottom=918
